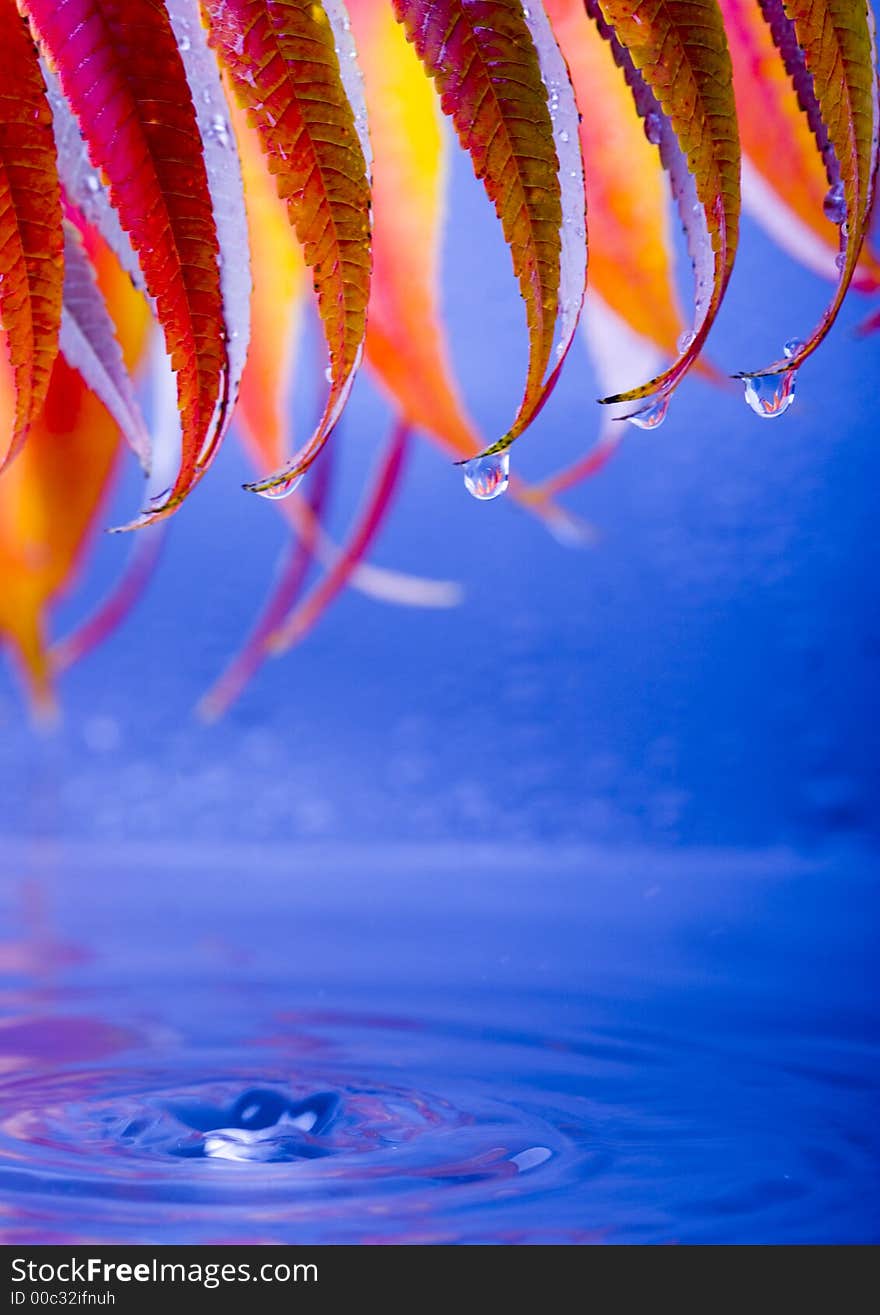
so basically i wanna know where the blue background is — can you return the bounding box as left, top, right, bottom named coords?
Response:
left=1, top=150, right=878, bottom=853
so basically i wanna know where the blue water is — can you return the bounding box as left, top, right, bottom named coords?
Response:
left=0, top=840, right=876, bottom=1244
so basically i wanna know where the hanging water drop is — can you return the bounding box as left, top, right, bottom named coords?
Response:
left=627, top=395, right=670, bottom=430
left=783, top=338, right=805, bottom=360
left=823, top=181, right=846, bottom=225
left=677, top=329, right=696, bottom=354
left=742, top=370, right=796, bottom=419
left=463, top=452, right=510, bottom=501
left=254, top=471, right=305, bottom=500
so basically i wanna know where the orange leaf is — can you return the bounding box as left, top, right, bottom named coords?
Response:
left=723, top=0, right=880, bottom=293
left=23, top=0, right=229, bottom=520
left=547, top=0, right=687, bottom=360
left=589, top=0, right=741, bottom=421
left=203, top=0, right=372, bottom=496
left=0, top=0, right=63, bottom=469
left=231, top=98, right=307, bottom=477
left=739, top=0, right=880, bottom=386
left=392, top=0, right=587, bottom=459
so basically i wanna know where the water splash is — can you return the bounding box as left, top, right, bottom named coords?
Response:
left=463, top=453, right=510, bottom=501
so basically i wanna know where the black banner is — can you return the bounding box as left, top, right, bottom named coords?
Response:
left=1, top=1243, right=874, bottom=1311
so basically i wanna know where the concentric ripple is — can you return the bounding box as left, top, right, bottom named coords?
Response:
left=0, top=845, right=877, bottom=1243
left=0, top=1005, right=611, bottom=1243
left=0, top=997, right=876, bottom=1244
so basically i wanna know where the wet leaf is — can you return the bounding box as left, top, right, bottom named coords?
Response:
left=232, top=107, right=462, bottom=614
left=547, top=0, right=688, bottom=359
left=392, top=0, right=587, bottom=458
left=167, top=0, right=252, bottom=471
left=0, top=1, right=63, bottom=468
left=740, top=0, right=880, bottom=379
left=587, top=0, right=741, bottom=417
left=24, top=0, right=229, bottom=521
left=723, top=0, right=880, bottom=293
left=202, top=0, right=372, bottom=495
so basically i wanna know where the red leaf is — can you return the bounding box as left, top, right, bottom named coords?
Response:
left=24, top=0, right=229, bottom=520
left=202, top=0, right=373, bottom=496
left=0, top=0, right=63, bottom=468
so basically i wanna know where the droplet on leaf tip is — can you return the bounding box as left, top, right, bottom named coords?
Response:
left=251, top=472, right=305, bottom=501
left=742, top=370, right=797, bottom=419
left=463, top=453, right=510, bottom=501
left=626, top=395, right=670, bottom=430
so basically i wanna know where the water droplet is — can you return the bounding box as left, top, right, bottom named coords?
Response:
left=677, top=329, right=695, bottom=353
left=85, top=173, right=100, bottom=194
left=835, top=251, right=846, bottom=272
left=783, top=338, right=805, bottom=360
left=643, top=112, right=662, bottom=146
left=559, top=129, right=570, bottom=144
left=627, top=395, right=670, bottom=430
left=254, top=472, right=304, bottom=500
left=178, top=34, right=191, bottom=51
left=742, top=370, right=796, bottom=418
left=823, top=181, right=846, bottom=224
left=463, top=452, right=510, bottom=501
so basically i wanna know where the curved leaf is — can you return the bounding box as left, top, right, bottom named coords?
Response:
left=24, top=0, right=229, bottom=520
left=392, top=0, right=587, bottom=459
left=203, top=0, right=372, bottom=496
left=231, top=99, right=307, bottom=476
left=349, top=0, right=478, bottom=457
left=547, top=0, right=688, bottom=359
left=347, top=0, right=586, bottom=539
left=723, top=0, right=880, bottom=293
left=530, top=292, right=664, bottom=500
left=740, top=0, right=880, bottom=380
left=588, top=0, right=741, bottom=416
left=0, top=0, right=63, bottom=469
left=232, top=109, right=462, bottom=611
left=167, top=0, right=252, bottom=471
left=59, top=218, right=151, bottom=471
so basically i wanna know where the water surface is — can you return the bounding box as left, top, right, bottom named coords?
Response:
left=0, top=841, right=876, bottom=1244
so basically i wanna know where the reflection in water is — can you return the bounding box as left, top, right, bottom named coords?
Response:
left=0, top=843, right=877, bottom=1243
